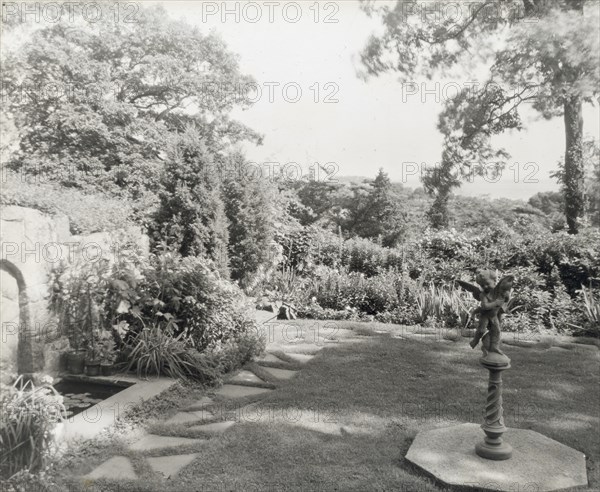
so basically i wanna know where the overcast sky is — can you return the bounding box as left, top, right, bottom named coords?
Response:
left=159, top=2, right=598, bottom=199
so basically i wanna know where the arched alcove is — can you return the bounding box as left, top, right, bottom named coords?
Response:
left=0, top=259, right=38, bottom=376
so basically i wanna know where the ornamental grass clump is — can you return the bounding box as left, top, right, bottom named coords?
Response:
left=125, top=321, right=195, bottom=380
left=124, top=318, right=266, bottom=383
left=0, top=376, right=65, bottom=479
left=414, top=281, right=474, bottom=327
left=579, top=285, right=600, bottom=337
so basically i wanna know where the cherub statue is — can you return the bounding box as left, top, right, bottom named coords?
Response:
left=455, top=270, right=514, bottom=357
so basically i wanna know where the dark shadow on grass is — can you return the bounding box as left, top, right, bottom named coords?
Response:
left=248, top=335, right=599, bottom=491
left=54, top=328, right=600, bottom=492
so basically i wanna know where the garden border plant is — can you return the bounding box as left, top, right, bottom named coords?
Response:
left=0, top=376, right=65, bottom=480
left=265, top=225, right=600, bottom=337
left=50, top=243, right=267, bottom=384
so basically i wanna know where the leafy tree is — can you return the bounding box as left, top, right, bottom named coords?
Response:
left=292, top=179, right=351, bottom=231
left=222, top=152, right=276, bottom=283
left=421, top=147, right=463, bottom=229
left=152, top=126, right=229, bottom=275
left=528, top=191, right=565, bottom=216
left=588, top=146, right=600, bottom=227
left=345, top=169, right=407, bottom=246
left=2, top=4, right=259, bottom=201
left=361, top=0, right=600, bottom=233
left=552, top=137, right=600, bottom=227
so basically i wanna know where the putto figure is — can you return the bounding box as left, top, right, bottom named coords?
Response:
left=456, top=271, right=514, bottom=358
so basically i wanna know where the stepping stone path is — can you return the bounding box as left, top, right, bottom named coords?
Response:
left=215, top=384, right=272, bottom=399
left=284, top=353, right=314, bottom=364
left=80, top=315, right=317, bottom=487
left=257, top=352, right=286, bottom=364
left=129, top=434, right=204, bottom=451
left=83, top=456, right=137, bottom=480
left=260, top=366, right=298, bottom=380
left=147, top=453, right=198, bottom=478
left=189, top=420, right=236, bottom=434
left=183, top=396, right=214, bottom=411
left=227, top=369, right=266, bottom=385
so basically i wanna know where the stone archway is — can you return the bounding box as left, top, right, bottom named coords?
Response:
left=0, top=259, right=40, bottom=379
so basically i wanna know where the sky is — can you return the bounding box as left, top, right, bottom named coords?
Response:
left=14, top=0, right=598, bottom=201
left=154, top=0, right=600, bottom=201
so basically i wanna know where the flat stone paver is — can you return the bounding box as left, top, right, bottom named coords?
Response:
left=339, top=337, right=370, bottom=344
left=147, top=453, right=198, bottom=478
left=233, top=403, right=271, bottom=423
left=58, top=377, right=177, bottom=442
left=406, top=423, right=587, bottom=491
left=215, top=384, right=273, bottom=399
left=189, top=420, right=236, bottom=434
left=129, top=434, right=204, bottom=451
left=261, top=367, right=298, bottom=380
left=183, top=396, right=214, bottom=411
left=257, top=353, right=286, bottom=364
left=83, top=456, right=137, bottom=480
left=283, top=353, right=314, bottom=364
left=228, top=370, right=265, bottom=385
left=279, top=344, right=323, bottom=354
left=165, top=410, right=214, bottom=425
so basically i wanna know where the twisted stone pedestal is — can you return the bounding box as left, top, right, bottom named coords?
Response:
left=476, top=354, right=512, bottom=460
left=405, top=352, right=588, bottom=491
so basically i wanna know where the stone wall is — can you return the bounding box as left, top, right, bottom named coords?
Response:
left=1, top=269, right=20, bottom=382
left=0, top=205, right=148, bottom=383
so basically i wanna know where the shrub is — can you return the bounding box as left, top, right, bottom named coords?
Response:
left=419, top=228, right=479, bottom=263
left=0, top=176, right=135, bottom=235
left=506, top=229, right=600, bottom=295
left=505, top=268, right=585, bottom=333
left=278, top=225, right=599, bottom=336
left=182, top=328, right=266, bottom=385
left=299, top=267, right=403, bottom=316
left=207, top=328, right=266, bottom=375
left=374, top=305, right=420, bottom=325
left=241, top=239, right=285, bottom=295
left=314, top=234, right=405, bottom=276
left=140, top=252, right=254, bottom=350
left=52, top=245, right=256, bottom=355
left=0, top=376, right=65, bottom=479
left=0, top=469, right=61, bottom=492
left=275, top=227, right=406, bottom=277
left=274, top=225, right=320, bottom=272
left=296, top=303, right=364, bottom=321
left=49, top=239, right=147, bottom=349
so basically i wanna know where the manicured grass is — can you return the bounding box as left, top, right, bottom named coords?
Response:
left=51, top=320, right=599, bottom=492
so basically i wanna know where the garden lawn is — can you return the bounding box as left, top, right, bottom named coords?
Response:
left=56, top=320, right=599, bottom=492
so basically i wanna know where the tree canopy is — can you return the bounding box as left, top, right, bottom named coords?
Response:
left=360, top=0, right=600, bottom=232
left=2, top=4, right=260, bottom=201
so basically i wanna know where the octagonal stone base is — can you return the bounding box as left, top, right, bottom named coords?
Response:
left=405, top=423, right=587, bottom=491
